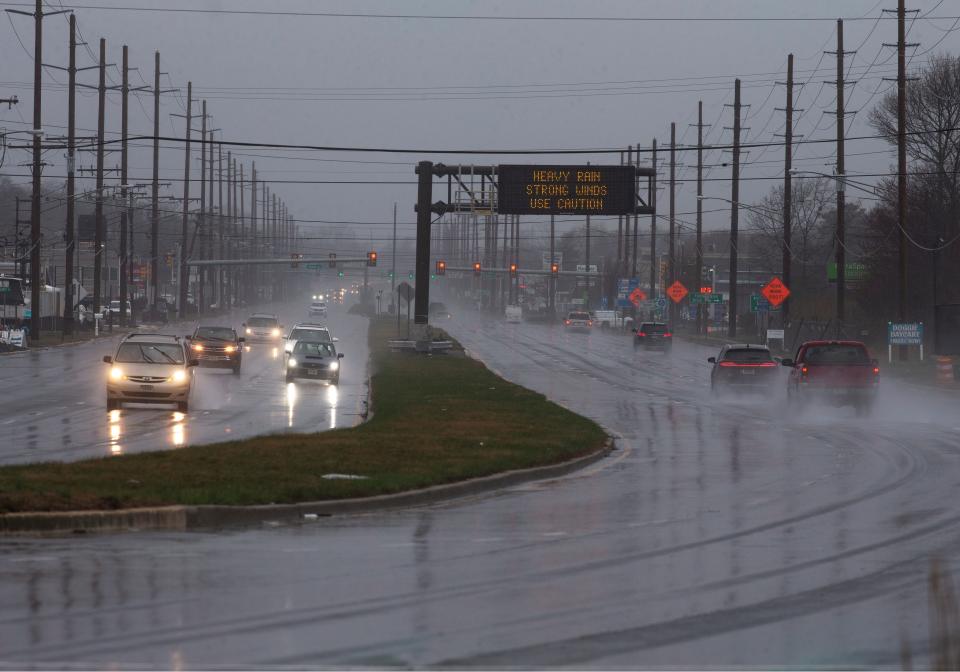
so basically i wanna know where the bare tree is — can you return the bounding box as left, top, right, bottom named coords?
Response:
left=746, top=177, right=834, bottom=289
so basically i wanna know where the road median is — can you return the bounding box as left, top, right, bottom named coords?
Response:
left=0, top=316, right=610, bottom=533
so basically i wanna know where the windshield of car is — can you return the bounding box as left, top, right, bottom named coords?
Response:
left=640, top=323, right=667, bottom=334
left=804, top=344, right=870, bottom=364
left=247, top=317, right=278, bottom=327
left=115, top=343, right=184, bottom=364
left=195, top=327, right=236, bottom=341
left=723, top=348, right=773, bottom=363
left=568, top=312, right=590, bottom=320
left=290, top=328, right=331, bottom=342
left=293, top=341, right=336, bottom=357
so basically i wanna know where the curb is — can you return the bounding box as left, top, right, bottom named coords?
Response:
left=0, top=437, right=615, bottom=536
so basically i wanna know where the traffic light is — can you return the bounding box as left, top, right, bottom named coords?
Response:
left=338, top=270, right=344, bottom=278
left=328, top=252, right=337, bottom=268
left=408, top=271, right=414, bottom=280
left=436, top=260, right=446, bottom=276
left=509, top=262, right=518, bottom=277
left=473, top=261, right=481, bottom=276
left=367, top=251, right=377, bottom=267
left=551, top=262, right=559, bottom=275
left=290, top=252, right=303, bottom=269
left=700, top=286, right=713, bottom=294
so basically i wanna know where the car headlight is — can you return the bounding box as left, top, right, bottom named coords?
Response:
left=312, top=295, right=317, bottom=300
left=192, top=343, right=204, bottom=351
left=224, top=345, right=236, bottom=353
left=109, top=366, right=124, bottom=381
left=271, top=328, right=281, bottom=337
left=329, top=361, right=339, bottom=371
left=171, top=369, right=188, bottom=384
left=287, top=358, right=298, bottom=368
left=245, top=328, right=252, bottom=335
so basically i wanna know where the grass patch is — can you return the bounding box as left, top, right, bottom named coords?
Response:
left=0, top=318, right=607, bottom=513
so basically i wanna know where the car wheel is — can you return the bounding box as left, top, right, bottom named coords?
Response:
left=177, top=401, right=189, bottom=413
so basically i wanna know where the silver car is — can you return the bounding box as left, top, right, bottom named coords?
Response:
left=283, top=323, right=336, bottom=354
left=103, top=334, right=198, bottom=412
left=285, top=340, right=343, bottom=384
left=242, top=313, right=283, bottom=342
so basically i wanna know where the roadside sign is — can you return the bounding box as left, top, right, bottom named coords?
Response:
left=888, top=322, right=923, bottom=345
left=629, top=287, right=647, bottom=307
left=576, top=264, right=599, bottom=273
left=655, top=297, right=666, bottom=308
left=666, top=280, right=688, bottom=303
left=305, top=263, right=323, bottom=270
left=692, top=292, right=724, bottom=304
left=767, top=328, right=785, bottom=341
left=888, top=321, right=924, bottom=362
left=761, top=277, right=790, bottom=307
left=397, top=281, right=414, bottom=303
left=616, top=298, right=633, bottom=308
left=750, top=294, right=771, bottom=312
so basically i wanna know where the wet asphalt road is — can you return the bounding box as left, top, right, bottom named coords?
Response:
left=0, top=300, right=368, bottom=465
left=2, top=308, right=960, bottom=668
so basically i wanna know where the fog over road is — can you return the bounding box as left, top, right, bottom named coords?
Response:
left=0, top=301, right=368, bottom=465
left=2, top=307, right=959, bottom=668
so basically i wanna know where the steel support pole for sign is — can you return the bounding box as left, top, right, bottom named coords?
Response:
left=414, top=161, right=433, bottom=325
left=549, top=213, right=555, bottom=316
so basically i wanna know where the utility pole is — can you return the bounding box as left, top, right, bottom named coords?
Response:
left=249, top=161, right=255, bottom=305
left=780, top=54, right=795, bottom=329
left=391, top=202, right=397, bottom=306
left=620, top=152, right=630, bottom=274
left=893, top=0, right=913, bottom=360
left=829, top=19, right=849, bottom=328
left=632, top=143, right=640, bottom=283
left=728, top=78, right=741, bottom=338
left=625, top=146, right=632, bottom=276
left=585, top=213, right=591, bottom=306
left=198, top=99, right=206, bottom=315
left=648, top=138, right=657, bottom=296
left=63, top=14, right=77, bottom=335
left=669, top=122, right=676, bottom=326
left=14, top=0, right=64, bottom=341
left=93, top=38, right=106, bottom=317
left=218, top=144, right=224, bottom=308
left=239, top=162, right=245, bottom=306
left=150, top=51, right=160, bottom=311
left=208, top=127, right=215, bottom=308
left=119, top=45, right=129, bottom=325
left=695, top=101, right=704, bottom=335
left=178, top=81, right=192, bottom=318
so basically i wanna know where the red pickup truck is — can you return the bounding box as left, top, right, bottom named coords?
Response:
left=781, top=340, right=879, bottom=415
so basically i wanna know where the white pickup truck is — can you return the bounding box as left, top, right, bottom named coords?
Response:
left=592, top=310, right=632, bottom=330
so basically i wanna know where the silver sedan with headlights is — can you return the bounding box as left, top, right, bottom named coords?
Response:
left=242, top=313, right=283, bottom=342
left=285, top=340, right=343, bottom=384
left=103, top=334, right=198, bottom=412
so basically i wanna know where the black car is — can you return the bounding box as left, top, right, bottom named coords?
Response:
left=429, top=302, right=452, bottom=319
left=634, top=322, right=673, bottom=350
left=708, top=344, right=778, bottom=392
left=186, top=325, right=245, bottom=374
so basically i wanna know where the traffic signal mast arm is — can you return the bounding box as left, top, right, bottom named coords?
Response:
left=184, top=255, right=374, bottom=267
left=443, top=264, right=599, bottom=278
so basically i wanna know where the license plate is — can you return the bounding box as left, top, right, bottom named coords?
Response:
left=140, top=384, right=155, bottom=391
left=741, top=370, right=755, bottom=375
left=307, top=368, right=319, bottom=376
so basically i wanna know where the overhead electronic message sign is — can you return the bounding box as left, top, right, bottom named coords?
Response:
left=497, top=165, right=637, bottom=216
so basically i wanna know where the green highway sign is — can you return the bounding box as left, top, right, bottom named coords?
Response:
left=691, top=292, right=723, bottom=304
left=305, top=263, right=323, bottom=270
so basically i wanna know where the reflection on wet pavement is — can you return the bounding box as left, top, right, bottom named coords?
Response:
left=0, top=303, right=368, bottom=465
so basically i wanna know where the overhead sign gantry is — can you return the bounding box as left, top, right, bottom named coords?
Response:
left=413, top=161, right=656, bottom=324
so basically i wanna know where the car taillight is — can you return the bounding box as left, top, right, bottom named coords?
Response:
left=719, top=361, right=738, bottom=367
left=663, top=332, right=672, bottom=338
left=873, top=366, right=880, bottom=375
left=564, top=319, right=570, bottom=325
left=588, top=321, right=593, bottom=327
left=801, top=366, right=808, bottom=376
left=760, top=361, right=777, bottom=367
left=638, top=331, right=646, bottom=337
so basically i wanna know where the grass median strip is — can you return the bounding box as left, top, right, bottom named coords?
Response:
left=0, top=317, right=607, bottom=513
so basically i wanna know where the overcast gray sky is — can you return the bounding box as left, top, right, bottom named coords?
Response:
left=2, top=0, right=959, bottom=258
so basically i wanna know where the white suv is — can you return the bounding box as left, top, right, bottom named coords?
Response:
left=103, top=334, right=197, bottom=412
left=283, top=323, right=336, bottom=354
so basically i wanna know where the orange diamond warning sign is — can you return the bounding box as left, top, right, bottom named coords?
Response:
left=666, top=280, right=688, bottom=304
left=761, top=277, right=790, bottom=307
left=629, top=287, right=647, bottom=306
